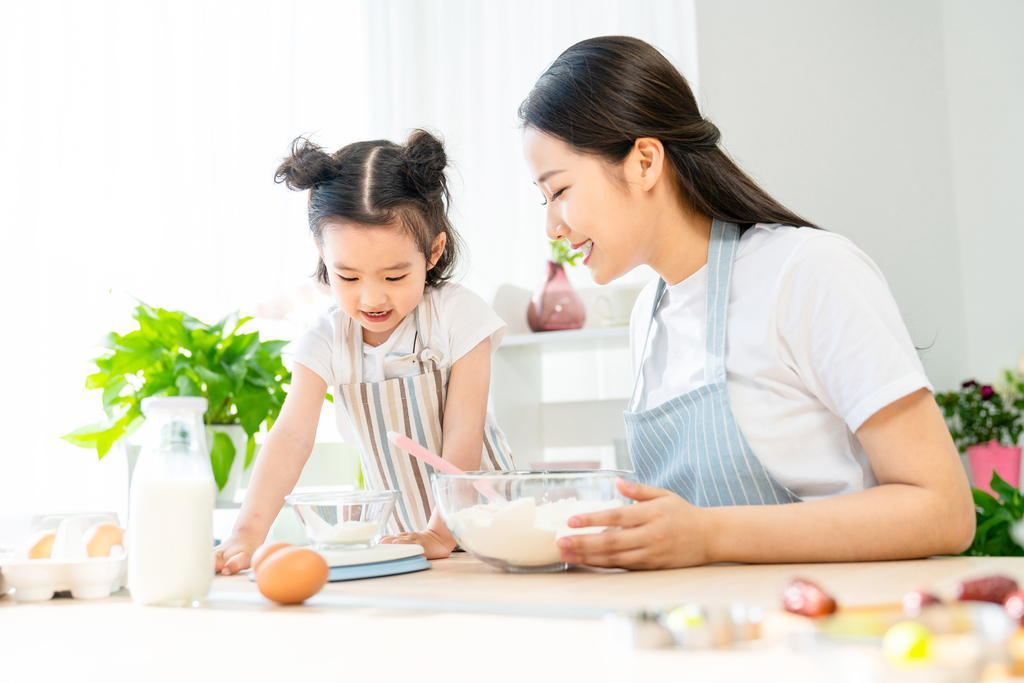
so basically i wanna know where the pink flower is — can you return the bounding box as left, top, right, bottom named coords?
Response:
left=981, top=385, right=995, bottom=400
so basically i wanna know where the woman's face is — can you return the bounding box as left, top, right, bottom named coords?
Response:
left=522, top=127, right=652, bottom=285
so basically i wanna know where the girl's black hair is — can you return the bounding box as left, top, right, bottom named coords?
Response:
left=518, top=36, right=817, bottom=231
left=274, top=129, right=463, bottom=287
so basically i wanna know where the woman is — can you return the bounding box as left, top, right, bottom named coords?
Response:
left=519, top=36, right=974, bottom=569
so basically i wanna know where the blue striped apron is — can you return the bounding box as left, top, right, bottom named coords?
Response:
left=623, top=220, right=801, bottom=507
left=334, top=297, right=515, bottom=534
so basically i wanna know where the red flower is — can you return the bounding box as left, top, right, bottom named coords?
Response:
left=981, top=385, right=995, bottom=400
left=962, top=380, right=979, bottom=389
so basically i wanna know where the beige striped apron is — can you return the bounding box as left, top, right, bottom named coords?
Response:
left=334, top=296, right=515, bottom=534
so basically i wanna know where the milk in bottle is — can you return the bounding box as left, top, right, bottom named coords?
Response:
left=128, top=397, right=216, bottom=606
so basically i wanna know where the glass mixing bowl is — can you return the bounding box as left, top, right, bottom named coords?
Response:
left=284, top=490, right=400, bottom=550
left=431, top=470, right=632, bottom=573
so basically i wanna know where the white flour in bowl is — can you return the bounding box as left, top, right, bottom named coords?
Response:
left=450, top=497, right=623, bottom=566
left=299, top=512, right=381, bottom=546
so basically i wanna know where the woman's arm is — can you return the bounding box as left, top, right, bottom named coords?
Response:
left=381, top=337, right=492, bottom=557
left=215, top=363, right=326, bottom=575
left=557, top=388, right=976, bottom=568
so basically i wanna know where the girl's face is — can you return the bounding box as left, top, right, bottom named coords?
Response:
left=522, top=127, right=654, bottom=285
left=319, top=222, right=445, bottom=346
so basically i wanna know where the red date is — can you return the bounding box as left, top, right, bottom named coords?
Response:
left=781, top=578, right=838, bottom=617
left=955, top=576, right=1019, bottom=604
left=902, top=589, right=942, bottom=616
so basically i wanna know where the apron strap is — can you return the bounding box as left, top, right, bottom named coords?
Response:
left=705, top=220, right=739, bottom=386
left=627, top=278, right=667, bottom=413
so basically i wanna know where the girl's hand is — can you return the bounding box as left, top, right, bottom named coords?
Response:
left=380, top=530, right=455, bottom=560
left=214, top=531, right=261, bottom=576
left=556, top=479, right=709, bottom=570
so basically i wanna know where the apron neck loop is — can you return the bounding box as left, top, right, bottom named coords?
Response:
left=627, top=220, right=740, bottom=412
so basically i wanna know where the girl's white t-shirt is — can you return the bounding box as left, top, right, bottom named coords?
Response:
left=630, top=223, right=932, bottom=501
left=293, top=282, right=507, bottom=445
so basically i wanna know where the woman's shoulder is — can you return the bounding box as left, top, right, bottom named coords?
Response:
left=738, top=223, right=880, bottom=284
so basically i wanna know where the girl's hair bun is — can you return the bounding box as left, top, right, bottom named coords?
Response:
left=274, top=137, right=339, bottom=190
left=400, top=129, right=448, bottom=200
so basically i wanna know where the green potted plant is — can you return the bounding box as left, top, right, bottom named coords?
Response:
left=62, top=302, right=291, bottom=501
left=526, top=240, right=585, bottom=332
left=936, top=379, right=1024, bottom=497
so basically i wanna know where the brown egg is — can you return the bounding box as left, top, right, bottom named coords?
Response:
left=83, top=523, right=124, bottom=558
left=251, top=541, right=292, bottom=575
left=256, top=547, right=328, bottom=605
left=26, top=530, right=57, bottom=559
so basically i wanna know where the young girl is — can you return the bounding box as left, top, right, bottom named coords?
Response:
left=215, top=130, right=514, bottom=571
left=520, top=36, right=975, bottom=569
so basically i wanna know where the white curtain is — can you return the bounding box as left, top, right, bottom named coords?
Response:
left=0, top=0, right=697, bottom=519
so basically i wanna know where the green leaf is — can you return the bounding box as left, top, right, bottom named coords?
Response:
left=244, top=434, right=256, bottom=469
left=209, top=431, right=235, bottom=492
left=85, top=371, right=111, bottom=390
left=973, top=488, right=1000, bottom=516
left=260, top=339, right=290, bottom=358
left=175, top=372, right=202, bottom=396
left=991, top=471, right=1018, bottom=503
left=234, top=384, right=272, bottom=436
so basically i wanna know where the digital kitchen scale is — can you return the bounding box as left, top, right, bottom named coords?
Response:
left=248, top=543, right=431, bottom=583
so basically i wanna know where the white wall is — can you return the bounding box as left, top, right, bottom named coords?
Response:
left=694, top=0, right=995, bottom=391
left=942, top=0, right=1024, bottom=384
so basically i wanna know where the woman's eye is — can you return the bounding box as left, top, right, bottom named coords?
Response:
left=386, top=275, right=407, bottom=282
left=541, top=188, right=567, bottom=205
left=337, top=275, right=357, bottom=282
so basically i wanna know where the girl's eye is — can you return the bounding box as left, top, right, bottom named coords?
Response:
left=386, top=275, right=407, bottom=282
left=540, top=188, right=566, bottom=206
left=337, top=275, right=357, bottom=282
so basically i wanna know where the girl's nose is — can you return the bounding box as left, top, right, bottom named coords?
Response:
left=361, top=285, right=386, bottom=307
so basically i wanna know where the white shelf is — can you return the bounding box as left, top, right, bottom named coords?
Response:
left=500, top=326, right=629, bottom=353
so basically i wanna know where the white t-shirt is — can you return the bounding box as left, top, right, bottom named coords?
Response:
left=630, top=224, right=932, bottom=501
left=293, top=282, right=507, bottom=445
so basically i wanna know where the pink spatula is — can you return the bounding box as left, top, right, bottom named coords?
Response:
left=387, top=431, right=508, bottom=507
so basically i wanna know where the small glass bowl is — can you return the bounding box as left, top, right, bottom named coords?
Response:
left=431, top=470, right=632, bottom=573
left=284, top=490, right=400, bottom=551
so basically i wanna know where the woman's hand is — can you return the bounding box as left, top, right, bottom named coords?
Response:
left=381, top=529, right=455, bottom=560
left=214, top=530, right=261, bottom=576
left=556, top=479, right=710, bottom=569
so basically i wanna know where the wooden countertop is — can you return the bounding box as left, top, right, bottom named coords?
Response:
left=4, top=554, right=1024, bottom=682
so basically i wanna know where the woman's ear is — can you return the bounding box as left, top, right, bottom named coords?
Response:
left=630, top=137, right=667, bottom=192
left=428, top=232, right=447, bottom=270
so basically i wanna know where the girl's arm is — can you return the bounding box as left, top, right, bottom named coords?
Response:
left=215, top=363, right=326, bottom=575
left=381, top=337, right=492, bottom=558
left=556, top=388, right=976, bottom=568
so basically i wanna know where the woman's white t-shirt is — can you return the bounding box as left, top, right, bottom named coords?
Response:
left=293, top=283, right=507, bottom=445
left=630, top=224, right=932, bottom=501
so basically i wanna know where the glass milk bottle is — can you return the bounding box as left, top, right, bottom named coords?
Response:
left=128, top=397, right=216, bottom=606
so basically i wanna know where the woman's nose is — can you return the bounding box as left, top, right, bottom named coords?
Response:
left=546, top=221, right=565, bottom=241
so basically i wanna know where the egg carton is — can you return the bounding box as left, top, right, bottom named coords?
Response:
left=0, top=515, right=126, bottom=602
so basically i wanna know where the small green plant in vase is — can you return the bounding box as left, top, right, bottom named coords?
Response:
left=62, top=302, right=291, bottom=492
left=526, top=240, right=586, bottom=332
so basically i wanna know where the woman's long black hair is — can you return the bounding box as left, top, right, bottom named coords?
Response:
left=519, top=36, right=817, bottom=231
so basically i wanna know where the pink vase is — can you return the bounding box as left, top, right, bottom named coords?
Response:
left=527, top=262, right=585, bottom=332
left=966, top=440, right=1023, bottom=496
